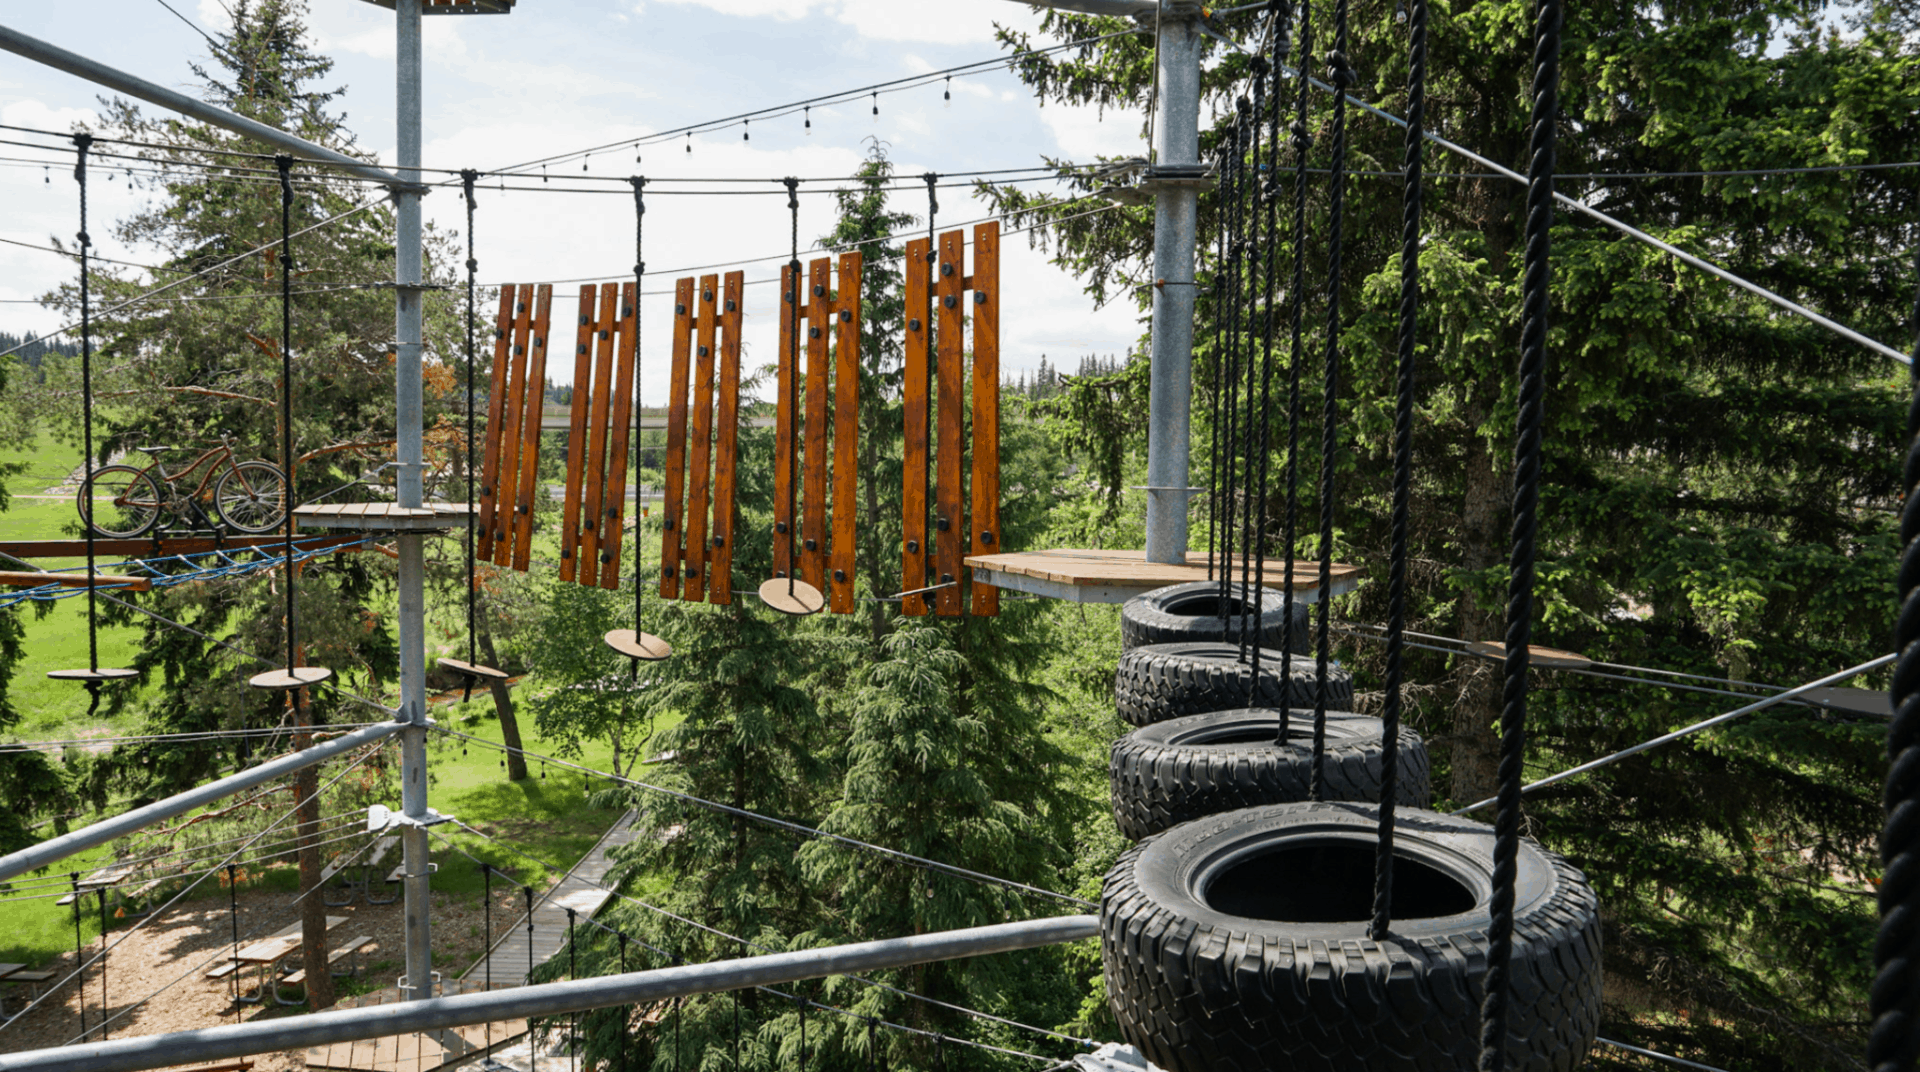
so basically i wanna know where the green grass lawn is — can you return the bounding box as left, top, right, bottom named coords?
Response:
left=1, top=425, right=81, bottom=499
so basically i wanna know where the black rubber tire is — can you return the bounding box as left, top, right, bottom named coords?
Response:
left=213, top=461, right=290, bottom=534
left=1120, top=581, right=1310, bottom=654
left=1109, top=708, right=1431, bottom=840
left=1103, top=802, right=1602, bottom=1072
left=1114, top=642, right=1353, bottom=728
left=77, top=464, right=164, bottom=538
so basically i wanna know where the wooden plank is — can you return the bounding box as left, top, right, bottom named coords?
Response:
left=660, top=279, right=694, bottom=600
left=476, top=287, right=516, bottom=561
left=598, top=282, right=639, bottom=591
left=577, top=284, right=619, bottom=586
left=829, top=252, right=862, bottom=615
left=901, top=240, right=930, bottom=617
left=773, top=264, right=797, bottom=584
left=710, top=271, right=745, bottom=605
left=0, top=572, right=152, bottom=592
left=490, top=289, right=534, bottom=567
left=970, top=223, right=1001, bottom=617
left=934, top=230, right=966, bottom=617
left=558, top=287, right=597, bottom=584
left=803, top=258, right=831, bottom=592
left=684, top=274, right=719, bottom=603
left=511, top=285, right=553, bottom=573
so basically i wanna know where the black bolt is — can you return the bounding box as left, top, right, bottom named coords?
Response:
left=776, top=521, right=788, bottom=534
left=974, top=292, right=987, bottom=304
left=805, top=539, right=818, bottom=551
left=839, top=310, right=852, bottom=323
left=906, top=540, right=919, bottom=553
left=726, top=300, right=738, bottom=312
left=944, top=296, right=957, bottom=309
left=809, top=327, right=821, bottom=339
left=834, top=570, right=846, bottom=583
left=676, top=303, right=687, bottom=315
left=981, top=531, right=995, bottom=544
left=712, top=534, right=725, bottom=547
left=664, top=518, right=676, bottom=531
left=909, top=318, right=922, bottom=332
left=936, top=517, right=950, bottom=531
left=579, top=315, right=590, bottom=327
left=813, top=284, right=826, bottom=297
left=941, top=263, right=954, bottom=277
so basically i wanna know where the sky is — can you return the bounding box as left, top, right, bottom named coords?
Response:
left=0, top=0, right=1153, bottom=404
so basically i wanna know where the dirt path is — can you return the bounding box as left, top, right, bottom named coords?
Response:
left=0, top=882, right=527, bottom=1070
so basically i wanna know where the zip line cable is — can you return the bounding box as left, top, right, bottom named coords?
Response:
left=429, top=727, right=1093, bottom=908
left=0, top=819, right=367, bottom=898
left=0, top=742, right=384, bottom=1034
left=432, top=824, right=1096, bottom=1050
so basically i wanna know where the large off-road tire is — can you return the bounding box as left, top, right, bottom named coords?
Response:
left=1108, top=708, right=1431, bottom=840
left=1102, top=802, right=1602, bottom=1072
left=1119, top=581, right=1310, bottom=654
left=1114, top=642, right=1352, bottom=728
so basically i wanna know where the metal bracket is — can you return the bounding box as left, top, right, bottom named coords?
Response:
left=367, top=804, right=456, bottom=832
left=1139, top=163, right=1217, bottom=191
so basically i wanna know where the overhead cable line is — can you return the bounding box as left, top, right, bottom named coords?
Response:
left=431, top=727, right=1094, bottom=909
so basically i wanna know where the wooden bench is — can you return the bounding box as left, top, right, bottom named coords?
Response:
left=205, top=961, right=242, bottom=980
left=1, top=970, right=57, bottom=1016
left=275, top=936, right=373, bottom=1005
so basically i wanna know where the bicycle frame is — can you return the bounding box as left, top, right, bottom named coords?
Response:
left=138, top=443, right=240, bottom=501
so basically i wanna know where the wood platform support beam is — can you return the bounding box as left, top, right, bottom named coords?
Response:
left=660, top=279, right=694, bottom=599
left=901, top=239, right=930, bottom=617
left=830, top=253, right=861, bottom=615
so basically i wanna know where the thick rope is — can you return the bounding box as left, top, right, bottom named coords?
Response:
left=785, top=176, right=803, bottom=597
left=1274, top=0, right=1314, bottom=746
left=1236, top=94, right=1263, bottom=672
left=1208, top=134, right=1230, bottom=586
left=275, top=155, right=298, bottom=676
left=73, top=133, right=100, bottom=680
left=1870, top=227, right=1920, bottom=1072
left=461, top=170, right=480, bottom=671
left=1479, top=0, right=1562, bottom=1062
left=1251, top=5, right=1289, bottom=715
left=630, top=176, right=648, bottom=646
left=1373, top=0, right=1427, bottom=942
left=1309, top=0, right=1352, bottom=799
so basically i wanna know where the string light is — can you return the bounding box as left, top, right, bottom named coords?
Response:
left=542, top=163, right=549, bottom=183
left=872, top=91, right=879, bottom=118
left=686, top=132, right=692, bottom=154
left=945, top=76, right=952, bottom=103
left=805, top=105, right=812, bottom=133
left=743, top=119, right=750, bottom=142
left=583, top=152, right=591, bottom=172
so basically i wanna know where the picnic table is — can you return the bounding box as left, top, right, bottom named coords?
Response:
left=209, top=915, right=348, bottom=1004
left=54, top=863, right=137, bottom=906
left=0, top=962, right=59, bottom=1017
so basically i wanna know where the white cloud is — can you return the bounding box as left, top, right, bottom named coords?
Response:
left=654, top=0, right=1044, bottom=43
left=1038, top=100, right=1148, bottom=160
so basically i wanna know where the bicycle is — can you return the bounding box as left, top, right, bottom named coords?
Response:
left=78, top=433, right=291, bottom=538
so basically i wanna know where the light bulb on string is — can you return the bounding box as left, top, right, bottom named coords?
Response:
left=583, top=152, right=591, bottom=172
left=945, top=76, right=952, bottom=104
left=872, top=91, right=879, bottom=118
left=542, top=163, right=549, bottom=183
left=43, top=165, right=49, bottom=184
left=804, top=105, right=812, bottom=133
left=743, top=118, right=750, bottom=142
left=635, top=143, right=643, bottom=163
left=686, top=132, right=692, bottom=154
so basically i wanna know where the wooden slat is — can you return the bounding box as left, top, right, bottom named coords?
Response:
left=773, top=264, right=796, bottom=584
left=802, top=257, right=831, bottom=592
left=490, top=290, right=534, bottom=567
left=578, top=284, right=619, bottom=586
left=830, top=252, right=862, bottom=615
left=710, top=271, right=745, bottom=605
left=934, top=230, right=966, bottom=617
left=684, top=274, right=720, bottom=603
left=0, top=571, right=152, bottom=592
left=558, top=287, right=597, bottom=584
left=477, top=287, right=516, bottom=561
left=901, top=240, right=930, bottom=617
left=0, top=536, right=368, bottom=559
left=599, top=282, right=639, bottom=591
left=511, top=285, right=553, bottom=573
left=660, top=279, right=694, bottom=599
left=970, top=223, right=1001, bottom=617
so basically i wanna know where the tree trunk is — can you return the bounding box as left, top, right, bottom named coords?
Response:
left=478, top=628, right=528, bottom=781
left=293, top=686, right=336, bottom=1009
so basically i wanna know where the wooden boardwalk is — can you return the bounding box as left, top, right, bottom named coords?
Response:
left=462, top=810, right=637, bottom=987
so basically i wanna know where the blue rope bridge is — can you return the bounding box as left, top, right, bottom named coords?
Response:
left=0, top=534, right=381, bottom=611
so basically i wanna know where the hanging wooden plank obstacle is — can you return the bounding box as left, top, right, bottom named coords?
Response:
left=903, top=224, right=1000, bottom=618
left=659, top=271, right=749, bottom=605
left=477, top=283, right=551, bottom=571
left=555, top=282, right=638, bottom=590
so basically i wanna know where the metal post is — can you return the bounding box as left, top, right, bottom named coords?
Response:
left=393, top=0, right=432, bottom=1004
left=1143, top=4, right=1205, bottom=564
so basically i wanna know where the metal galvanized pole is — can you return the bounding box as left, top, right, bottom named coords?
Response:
left=0, top=917, right=1100, bottom=1072
left=393, top=0, right=433, bottom=1003
left=1143, top=7, right=1204, bottom=564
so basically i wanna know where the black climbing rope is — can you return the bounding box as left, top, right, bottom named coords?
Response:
left=482, top=862, right=493, bottom=1057
left=867, top=1015, right=877, bottom=1072
left=96, top=887, right=109, bottom=1040
left=733, top=989, right=742, bottom=1071
left=1479, top=0, right=1563, bottom=1061
left=631, top=175, right=648, bottom=664
left=1217, top=116, right=1246, bottom=642
left=1373, top=0, right=1427, bottom=943
left=798, top=994, right=807, bottom=1071
left=1208, top=133, right=1230, bottom=587
left=617, top=931, right=629, bottom=1072
left=1249, top=3, right=1289, bottom=711
left=1871, top=240, right=1920, bottom=1072
left=566, top=907, right=577, bottom=1072
left=74, top=134, right=100, bottom=697
left=462, top=171, right=482, bottom=691
left=276, top=156, right=298, bottom=679
left=226, top=863, right=240, bottom=1003
left=1274, top=0, right=1314, bottom=747
left=785, top=176, right=804, bottom=598
left=1238, top=84, right=1268, bottom=681
left=1308, top=0, right=1353, bottom=800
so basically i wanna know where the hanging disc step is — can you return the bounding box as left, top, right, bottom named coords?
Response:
left=46, top=668, right=139, bottom=682
left=249, top=667, right=335, bottom=690
left=603, top=629, right=671, bottom=661
left=437, top=658, right=510, bottom=681
left=757, top=578, right=824, bottom=617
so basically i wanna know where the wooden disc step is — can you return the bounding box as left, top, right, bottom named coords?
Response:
left=249, top=667, right=335, bottom=690
left=604, top=629, right=671, bottom=661
left=757, top=578, right=825, bottom=617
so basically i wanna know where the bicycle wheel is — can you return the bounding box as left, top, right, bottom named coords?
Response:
left=214, top=461, right=290, bottom=534
left=78, top=465, right=164, bottom=538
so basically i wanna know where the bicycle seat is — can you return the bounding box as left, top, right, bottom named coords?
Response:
left=133, top=445, right=182, bottom=455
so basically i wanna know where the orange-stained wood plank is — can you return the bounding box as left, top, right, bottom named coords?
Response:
left=477, top=287, right=516, bottom=562
left=900, top=240, right=930, bottom=617
left=558, top=287, right=597, bottom=584
left=660, top=278, right=694, bottom=599
left=802, top=257, right=830, bottom=593
left=491, top=288, right=534, bottom=567
left=599, top=282, right=639, bottom=591
left=511, top=285, right=553, bottom=573
left=577, top=284, right=619, bottom=586
left=710, top=271, right=745, bottom=605
left=829, top=252, right=862, bottom=615
left=934, top=230, right=966, bottom=617
left=683, top=274, right=719, bottom=603
left=970, top=223, right=1001, bottom=617
left=773, top=264, right=797, bottom=584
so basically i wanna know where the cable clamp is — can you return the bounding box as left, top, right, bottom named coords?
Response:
left=367, top=804, right=457, bottom=832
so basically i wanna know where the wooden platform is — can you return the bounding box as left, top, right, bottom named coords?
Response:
left=964, top=548, right=1363, bottom=605
left=0, top=535, right=368, bottom=559
left=462, top=811, right=636, bottom=987
left=294, top=503, right=474, bottom=532
left=304, top=980, right=526, bottom=1072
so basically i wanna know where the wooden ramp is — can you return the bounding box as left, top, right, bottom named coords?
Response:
left=965, top=548, right=1363, bottom=605
left=305, top=811, right=637, bottom=1072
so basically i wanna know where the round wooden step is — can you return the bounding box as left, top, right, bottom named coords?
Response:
left=604, top=629, right=672, bottom=661
left=437, top=658, right=510, bottom=681
left=47, top=667, right=139, bottom=682
left=758, top=578, right=825, bottom=616
left=248, top=666, right=335, bottom=690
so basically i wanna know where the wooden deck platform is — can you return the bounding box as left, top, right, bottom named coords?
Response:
left=0, top=535, right=368, bottom=559
left=294, top=503, right=474, bottom=532
left=965, top=548, right=1363, bottom=605
left=304, top=980, right=526, bottom=1072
